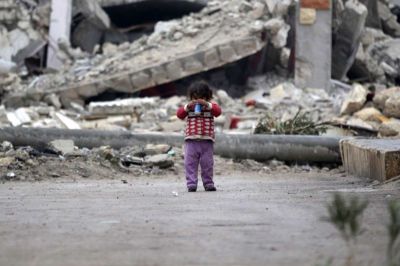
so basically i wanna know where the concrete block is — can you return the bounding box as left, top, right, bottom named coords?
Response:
left=340, top=138, right=400, bottom=181
left=218, top=44, right=237, bottom=62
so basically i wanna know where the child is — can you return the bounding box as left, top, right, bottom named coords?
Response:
left=176, top=80, right=222, bottom=192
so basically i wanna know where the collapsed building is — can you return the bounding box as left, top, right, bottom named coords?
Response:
left=0, top=0, right=399, bottom=138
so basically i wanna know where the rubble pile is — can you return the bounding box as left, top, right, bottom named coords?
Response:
left=0, top=0, right=50, bottom=73
left=333, top=0, right=400, bottom=85
left=0, top=139, right=341, bottom=182
left=334, top=84, right=400, bottom=137
left=2, top=0, right=294, bottom=108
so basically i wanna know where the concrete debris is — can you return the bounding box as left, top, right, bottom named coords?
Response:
left=340, top=84, right=368, bottom=115
left=48, top=139, right=75, bottom=155
left=3, top=0, right=291, bottom=107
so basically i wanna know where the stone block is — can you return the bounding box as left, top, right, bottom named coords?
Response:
left=301, top=0, right=330, bottom=9
left=340, top=138, right=400, bottom=181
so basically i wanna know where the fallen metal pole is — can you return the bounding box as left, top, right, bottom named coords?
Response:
left=0, top=127, right=342, bottom=163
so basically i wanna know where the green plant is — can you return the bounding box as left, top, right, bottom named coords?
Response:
left=325, top=193, right=368, bottom=243
left=254, top=110, right=327, bottom=135
left=387, top=200, right=400, bottom=266
left=324, top=193, right=368, bottom=266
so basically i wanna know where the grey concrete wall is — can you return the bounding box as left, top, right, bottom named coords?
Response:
left=295, top=3, right=332, bottom=91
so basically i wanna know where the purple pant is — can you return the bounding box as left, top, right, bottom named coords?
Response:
left=184, top=140, right=214, bottom=189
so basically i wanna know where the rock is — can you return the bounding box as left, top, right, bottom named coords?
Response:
left=378, top=0, right=400, bottom=37
left=145, top=154, right=174, bottom=169
left=373, top=87, right=400, bottom=110
left=367, top=39, right=400, bottom=81
left=0, top=157, right=14, bottom=167
left=353, top=107, right=383, bottom=123
left=383, top=92, right=400, bottom=118
left=0, top=141, right=13, bottom=152
left=379, top=118, right=400, bottom=137
left=47, top=139, right=75, bottom=155
left=346, top=117, right=376, bottom=131
left=340, top=84, right=368, bottom=115
left=144, top=144, right=172, bottom=155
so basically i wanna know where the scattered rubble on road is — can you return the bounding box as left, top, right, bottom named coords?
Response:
left=0, top=139, right=342, bottom=182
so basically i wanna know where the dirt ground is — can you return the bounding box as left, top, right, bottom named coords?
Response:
left=0, top=162, right=399, bottom=266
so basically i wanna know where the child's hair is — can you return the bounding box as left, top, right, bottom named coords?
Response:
left=188, top=80, right=212, bottom=101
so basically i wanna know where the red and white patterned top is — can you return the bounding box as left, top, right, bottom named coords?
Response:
left=176, top=102, right=222, bottom=141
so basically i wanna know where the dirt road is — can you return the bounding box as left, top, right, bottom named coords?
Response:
left=0, top=172, right=398, bottom=266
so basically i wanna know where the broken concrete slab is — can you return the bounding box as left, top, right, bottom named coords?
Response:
left=340, top=84, right=368, bottom=115
left=53, top=112, right=80, bottom=130
left=88, top=97, right=157, bottom=115
left=5, top=0, right=278, bottom=106
left=340, top=138, right=400, bottom=182
left=144, top=154, right=174, bottom=169
left=48, top=139, right=75, bottom=155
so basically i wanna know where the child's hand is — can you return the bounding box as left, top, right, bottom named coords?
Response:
left=196, top=99, right=208, bottom=106
left=187, top=100, right=197, bottom=110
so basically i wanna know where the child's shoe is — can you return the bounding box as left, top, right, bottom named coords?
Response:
left=188, top=186, right=197, bottom=192
left=204, top=185, right=216, bottom=192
